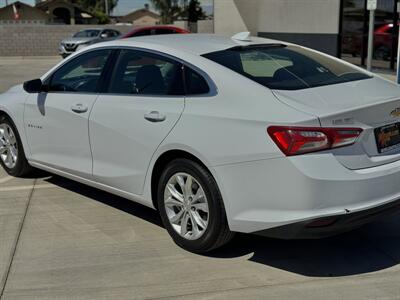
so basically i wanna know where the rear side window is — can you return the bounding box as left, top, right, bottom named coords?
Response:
left=203, top=45, right=371, bottom=90
left=184, top=67, right=210, bottom=95
left=108, top=49, right=184, bottom=95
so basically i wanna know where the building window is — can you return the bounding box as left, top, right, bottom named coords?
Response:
left=340, top=0, right=398, bottom=70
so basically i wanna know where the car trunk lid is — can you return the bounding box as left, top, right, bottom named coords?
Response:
left=273, top=77, right=400, bottom=169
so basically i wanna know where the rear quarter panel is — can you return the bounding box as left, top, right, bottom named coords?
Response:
left=142, top=58, right=321, bottom=207
left=164, top=61, right=320, bottom=166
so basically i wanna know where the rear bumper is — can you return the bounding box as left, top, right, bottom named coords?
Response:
left=254, top=197, right=400, bottom=239
left=213, top=153, right=400, bottom=235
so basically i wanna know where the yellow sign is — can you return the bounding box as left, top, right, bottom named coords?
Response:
left=390, top=108, right=400, bottom=118
left=378, top=129, right=399, bottom=148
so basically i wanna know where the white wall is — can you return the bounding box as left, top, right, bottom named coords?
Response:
left=214, top=0, right=259, bottom=35
left=214, top=0, right=341, bottom=35
left=257, top=0, right=340, bottom=34
left=197, top=20, right=214, bottom=33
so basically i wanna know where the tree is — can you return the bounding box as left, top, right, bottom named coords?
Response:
left=74, top=0, right=119, bottom=24
left=150, top=0, right=182, bottom=24
left=185, top=0, right=205, bottom=23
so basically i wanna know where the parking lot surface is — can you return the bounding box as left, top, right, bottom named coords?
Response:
left=1, top=57, right=400, bottom=299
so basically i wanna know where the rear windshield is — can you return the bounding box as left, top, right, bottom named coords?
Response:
left=74, top=30, right=100, bottom=38
left=203, top=45, right=371, bottom=90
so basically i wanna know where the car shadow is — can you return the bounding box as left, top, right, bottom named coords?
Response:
left=211, top=220, right=400, bottom=277
left=44, top=174, right=400, bottom=278
left=20, top=168, right=52, bottom=179
left=44, top=175, right=163, bottom=228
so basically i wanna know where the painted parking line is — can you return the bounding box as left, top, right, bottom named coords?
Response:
left=0, top=184, right=55, bottom=192
left=0, top=176, right=13, bottom=184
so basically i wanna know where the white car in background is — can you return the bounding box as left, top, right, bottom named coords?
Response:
left=59, top=28, right=121, bottom=58
left=1, top=33, right=400, bottom=253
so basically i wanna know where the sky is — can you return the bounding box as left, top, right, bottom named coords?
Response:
left=0, top=0, right=214, bottom=15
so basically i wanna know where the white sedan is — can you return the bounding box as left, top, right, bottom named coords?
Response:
left=1, top=33, right=400, bottom=253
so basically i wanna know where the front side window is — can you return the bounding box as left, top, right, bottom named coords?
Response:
left=102, top=30, right=119, bottom=38
left=109, top=49, right=184, bottom=95
left=133, top=29, right=152, bottom=37
left=48, top=49, right=112, bottom=93
left=73, top=30, right=100, bottom=38
left=203, top=45, right=371, bottom=90
left=155, top=29, right=175, bottom=35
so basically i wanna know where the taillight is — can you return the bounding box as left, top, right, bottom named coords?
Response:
left=267, top=126, right=363, bottom=156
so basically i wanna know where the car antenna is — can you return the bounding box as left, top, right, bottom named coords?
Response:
left=231, top=32, right=251, bottom=42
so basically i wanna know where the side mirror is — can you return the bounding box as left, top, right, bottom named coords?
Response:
left=100, top=33, right=108, bottom=39
left=23, top=79, right=43, bottom=93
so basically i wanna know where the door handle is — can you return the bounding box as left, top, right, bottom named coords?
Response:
left=71, top=103, right=88, bottom=113
left=144, top=111, right=166, bottom=122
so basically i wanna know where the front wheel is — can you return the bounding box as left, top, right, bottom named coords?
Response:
left=157, top=158, right=234, bottom=253
left=0, top=115, right=32, bottom=177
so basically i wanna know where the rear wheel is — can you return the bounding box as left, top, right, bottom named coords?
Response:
left=157, top=158, right=234, bottom=253
left=0, top=115, right=32, bottom=177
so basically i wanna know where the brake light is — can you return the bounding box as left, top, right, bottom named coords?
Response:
left=267, top=126, right=363, bottom=156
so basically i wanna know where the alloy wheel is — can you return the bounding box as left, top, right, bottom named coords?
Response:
left=164, top=172, right=209, bottom=240
left=0, top=123, right=18, bottom=169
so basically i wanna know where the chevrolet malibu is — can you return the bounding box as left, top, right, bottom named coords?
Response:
left=1, top=33, right=400, bottom=253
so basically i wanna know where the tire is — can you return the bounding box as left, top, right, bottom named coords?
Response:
left=157, top=158, right=234, bottom=253
left=0, top=114, right=32, bottom=177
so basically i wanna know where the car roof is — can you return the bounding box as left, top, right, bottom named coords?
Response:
left=121, top=25, right=189, bottom=38
left=99, top=33, right=287, bottom=56
left=132, top=25, right=188, bottom=31
left=78, top=28, right=103, bottom=31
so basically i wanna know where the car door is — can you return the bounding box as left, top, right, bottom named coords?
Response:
left=89, top=49, right=185, bottom=195
left=24, top=49, right=113, bottom=177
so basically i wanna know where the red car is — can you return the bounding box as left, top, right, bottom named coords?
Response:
left=343, top=23, right=398, bottom=61
left=373, top=23, right=398, bottom=60
left=121, top=25, right=189, bottom=39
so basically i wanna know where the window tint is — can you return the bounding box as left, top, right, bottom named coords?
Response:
left=109, top=49, right=184, bottom=95
left=155, top=29, right=175, bottom=35
left=184, top=67, right=210, bottom=95
left=101, top=30, right=113, bottom=38
left=133, top=29, right=152, bottom=37
left=73, top=29, right=100, bottom=38
left=203, top=45, right=371, bottom=90
left=102, top=30, right=120, bottom=38
left=49, top=50, right=111, bottom=93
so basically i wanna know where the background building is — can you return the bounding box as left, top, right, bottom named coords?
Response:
left=115, top=5, right=160, bottom=26
left=35, top=0, right=96, bottom=24
left=214, top=0, right=400, bottom=71
left=0, top=1, right=49, bottom=24
left=0, top=0, right=96, bottom=24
